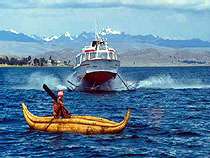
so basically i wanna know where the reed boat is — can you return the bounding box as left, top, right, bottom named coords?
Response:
left=22, top=103, right=131, bottom=135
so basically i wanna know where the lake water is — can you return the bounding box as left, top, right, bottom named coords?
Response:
left=0, top=67, right=210, bottom=157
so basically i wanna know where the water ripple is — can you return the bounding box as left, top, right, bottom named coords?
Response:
left=1, top=67, right=210, bottom=157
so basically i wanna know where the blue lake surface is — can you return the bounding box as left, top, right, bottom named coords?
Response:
left=0, top=67, right=210, bottom=157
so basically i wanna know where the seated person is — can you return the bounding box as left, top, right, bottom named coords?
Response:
left=53, top=90, right=70, bottom=118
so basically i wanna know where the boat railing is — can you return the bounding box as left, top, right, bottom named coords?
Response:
left=75, top=49, right=118, bottom=66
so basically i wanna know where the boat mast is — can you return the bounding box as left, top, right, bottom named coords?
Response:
left=95, top=21, right=99, bottom=56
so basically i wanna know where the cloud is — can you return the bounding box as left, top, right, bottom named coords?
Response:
left=0, top=0, right=210, bottom=12
left=165, top=13, right=187, bottom=23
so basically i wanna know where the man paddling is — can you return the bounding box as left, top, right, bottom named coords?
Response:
left=53, top=90, right=71, bottom=118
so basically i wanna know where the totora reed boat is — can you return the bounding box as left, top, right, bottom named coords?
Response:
left=22, top=103, right=131, bottom=135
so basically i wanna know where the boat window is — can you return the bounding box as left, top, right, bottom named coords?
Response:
left=99, top=45, right=106, bottom=50
left=109, top=52, right=117, bottom=60
left=76, top=56, right=80, bottom=65
left=85, top=53, right=89, bottom=60
left=81, top=53, right=86, bottom=62
left=114, top=54, right=118, bottom=60
left=109, top=52, right=114, bottom=60
left=90, top=52, right=96, bottom=59
left=98, top=52, right=107, bottom=59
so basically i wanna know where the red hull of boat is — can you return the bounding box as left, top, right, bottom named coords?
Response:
left=83, top=71, right=116, bottom=85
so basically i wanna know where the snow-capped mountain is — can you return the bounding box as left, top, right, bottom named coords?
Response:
left=99, top=27, right=121, bottom=36
left=0, top=27, right=210, bottom=48
left=63, top=32, right=74, bottom=40
left=29, top=34, right=44, bottom=41
left=54, top=32, right=74, bottom=42
left=43, top=32, right=74, bottom=42
left=8, top=29, right=19, bottom=34
left=76, top=32, right=95, bottom=42
left=43, top=35, right=60, bottom=42
left=0, top=29, right=38, bottom=42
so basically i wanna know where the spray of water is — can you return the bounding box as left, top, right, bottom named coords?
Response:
left=110, top=74, right=210, bottom=91
left=14, top=72, right=67, bottom=90
left=110, top=76, right=135, bottom=91
left=135, top=75, right=210, bottom=90
left=14, top=72, right=210, bottom=91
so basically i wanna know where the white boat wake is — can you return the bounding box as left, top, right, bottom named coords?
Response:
left=13, top=72, right=67, bottom=90
left=122, top=74, right=210, bottom=90
left=13, top=72, right=210, bottom=91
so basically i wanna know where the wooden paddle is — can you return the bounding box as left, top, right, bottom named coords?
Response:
left=43, top=84, right=57, bottom=102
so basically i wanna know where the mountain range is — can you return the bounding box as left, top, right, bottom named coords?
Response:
left=1, top=28, right=210, bottom=48
left=1, top=28, right=210, bottom=66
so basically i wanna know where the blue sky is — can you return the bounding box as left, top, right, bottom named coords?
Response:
left=0, top=0, right=210, bottom=40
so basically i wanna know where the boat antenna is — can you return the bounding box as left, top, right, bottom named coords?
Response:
left=95, top=20, right=97, bottom=40
left=95, top=19, right=100, bottom=41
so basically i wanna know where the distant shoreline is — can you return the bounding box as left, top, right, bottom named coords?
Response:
left=0, top=64, right=73, bottom=68
left=1, top=64, right=210, bottom=68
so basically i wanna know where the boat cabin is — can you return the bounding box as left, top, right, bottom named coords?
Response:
left=75, top=40, right=118, bottom=66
